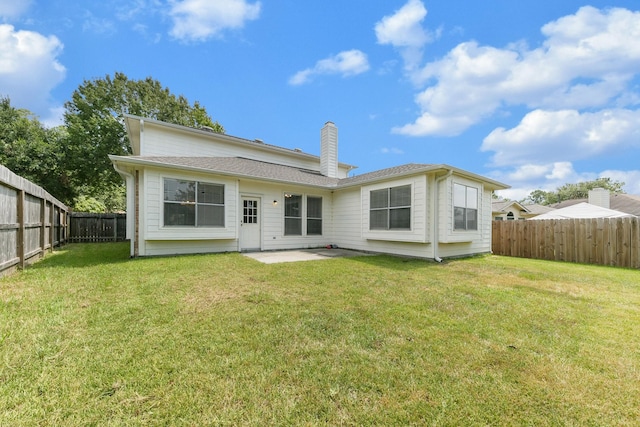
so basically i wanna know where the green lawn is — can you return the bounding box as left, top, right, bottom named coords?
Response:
left=1, top=243, right=639, bottom=426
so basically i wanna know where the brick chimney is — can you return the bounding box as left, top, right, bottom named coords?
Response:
left=588, top=188, right=610, bottom=209
left=320, top=121, right=338, bottom=178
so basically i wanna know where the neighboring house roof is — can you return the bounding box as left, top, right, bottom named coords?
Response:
left=492, top=200, right=528, bottom=213
left=110, top=156, right=510, bottom=190
left=552, top=194, right=640, bottom=217
left=522, top=204, right=556, bottom=215
left=530, top=202, right=634, bottom=220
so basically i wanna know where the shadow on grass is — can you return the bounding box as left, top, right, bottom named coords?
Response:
left=29, top=242, right=132, bottom=270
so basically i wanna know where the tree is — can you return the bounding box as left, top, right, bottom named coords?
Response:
left=521, top=178, right=625, bottom=206
left=63, top=72, right=223, bottom=209
left=0, top=97, right=74, bottom=202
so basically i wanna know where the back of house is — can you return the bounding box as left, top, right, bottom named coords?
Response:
left=110, top=115, right=508, bottom=260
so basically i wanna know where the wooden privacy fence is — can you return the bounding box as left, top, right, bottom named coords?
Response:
left=1, top=164, right=69, bottom=276
left=69, top=213, right=127, bottom=242
left=492, top=218, right=640, bottom=269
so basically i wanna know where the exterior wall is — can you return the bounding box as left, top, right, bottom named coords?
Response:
left=360, top=175, right=429, bottom=243
left=131, top=165, right=496, bottom=259
left=136, top=166, right=335, bottom=256
left=436, top=175, right=493, bottom=258
left=331, top=176, right=433, bottom=259
left=137, top=166, right=238, bottom=256
left=237, top=180, right=333, bottom=251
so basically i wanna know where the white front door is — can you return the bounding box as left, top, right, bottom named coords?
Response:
left=240, top=197, right=261, bottom=251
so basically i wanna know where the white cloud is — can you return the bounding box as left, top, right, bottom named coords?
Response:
left=490, top=162, right=595, bottom=201
left=375, top=0, right=432, bottom=72
left=0, top=0, right=32, bottom=20
left=82, top=11, right=117, bottom=35
left=381, top=147, right=404, bottom=155
left=169, top=0, right=261, bottom=42
left=481, top=108, right=640, bottom=166
left=393, top=6, right=640, bottom=137
left=289, top=50, right=370, bottom=86
left=375, top=0, right=428, bottom=47
left=0, top=24, right=66, bottom=118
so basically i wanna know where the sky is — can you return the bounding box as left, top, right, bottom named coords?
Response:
left=1, top=0, right=640, bottom=200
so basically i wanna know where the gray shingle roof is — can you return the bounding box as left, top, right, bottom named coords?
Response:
left=339, top=164, right=434, bottom=186
left=138, top=157, right=340, bottom=187
left=112, top=156, right=507, bottom=190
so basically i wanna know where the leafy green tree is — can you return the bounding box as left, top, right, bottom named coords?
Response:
left=63, top=72, right=224, bottom=210
left=521, top=178, right=625, bottom=205
left=0, top=97, right=74, bottom=202
left=72, top=195, right=107, bottom=213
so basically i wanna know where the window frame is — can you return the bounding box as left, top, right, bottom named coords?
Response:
left=284, top=193, right=302, bottom=236
left=163, top=178, right=225, bottom=228
left=306, top=196, right=323, bottom=236
left=453, top=183, right=478, bottom=231
left=369, top=184, right=412, bottom=231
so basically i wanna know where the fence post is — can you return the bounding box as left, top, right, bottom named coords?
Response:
left=17, top=189, right=25, bottom=269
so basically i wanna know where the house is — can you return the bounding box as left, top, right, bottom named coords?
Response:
left=492, top=200, right=555, bottom=220
left=109, top=115, right=509, bottom=260
left=531, top=202, right=634, bottom=220
left=551, top=188, right=640, bottom=217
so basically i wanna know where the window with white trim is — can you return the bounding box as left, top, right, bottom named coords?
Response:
left=306, top=196, right=322, bottom=235
left=369, top=185, right=411, bottom=230
left=284, top=194, right=302, bottom=235
left=453, top=183, right=478, bottom=230
left=163, top=178, right=224, bottom=227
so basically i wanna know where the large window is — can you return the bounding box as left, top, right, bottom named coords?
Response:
left=284, top=194, right=302, bottom=235
left=370, top=185, right=411, bottom=230
left=306, top=196, right=322, bottom=235
left=164, top=179, right=224, bottom=227
left=453, top=183, right=478, bottom=230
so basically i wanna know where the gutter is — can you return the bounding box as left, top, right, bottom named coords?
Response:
left=111, top=160, right=136, bottom=257
left=433, top=169, right=453, bottom=263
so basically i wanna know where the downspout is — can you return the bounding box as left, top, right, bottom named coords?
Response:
left=112, top=162, right=136, bottom=257
left=433, top=169, right=453, bottom=263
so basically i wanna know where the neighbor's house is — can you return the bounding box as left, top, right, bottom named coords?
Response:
left=551, top=188, right=640, bottom=217
left=492, top=200, right=555, bottom=220
left=110, top=115, right=509, bottom=260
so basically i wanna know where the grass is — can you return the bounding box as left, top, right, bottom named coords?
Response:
left=1, top=243, right=639, bottom=426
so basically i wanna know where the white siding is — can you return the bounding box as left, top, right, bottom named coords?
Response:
left=141, top=167, right=238, bottom=243
left=331, top=179, right=433, bottom=259
left=132, top=159, right=494, bottom=259
left=237, top=180, right=333, bottom=251
left=360, top=176, right=429, bottom=243
left=435, top=176, right=492, bottom=258
left=141, top=125, right=325, bottom=174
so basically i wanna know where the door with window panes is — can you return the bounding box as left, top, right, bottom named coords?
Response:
left=240, top=197, right=261, bottom=251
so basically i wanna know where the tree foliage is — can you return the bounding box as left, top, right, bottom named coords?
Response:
left=0, top=97, right=74, bottom=202
left=1, top=73, right=223, bottom=212
left=61, top=72, right=224, bottom=210
left=521, top=177, right=625, bottom=205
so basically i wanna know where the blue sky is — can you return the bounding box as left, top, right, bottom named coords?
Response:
left=1, top=0, right=640, bottom=200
